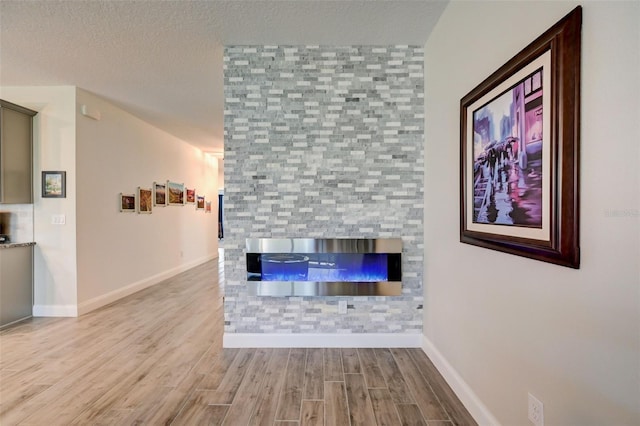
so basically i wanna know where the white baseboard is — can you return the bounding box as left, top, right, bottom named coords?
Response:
left=223, top=333, right=423, bottom=348
left=422, top=336, right=500, bottom=426
left=33, top=304, right=78, bottom=317
left=77, top=253, right=218, bottom=316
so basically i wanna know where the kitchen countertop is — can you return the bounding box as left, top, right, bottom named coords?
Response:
left=0, top=242, right=35, bottom=249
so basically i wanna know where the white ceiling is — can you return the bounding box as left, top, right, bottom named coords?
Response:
left=0, top=0, right=447, bottom=152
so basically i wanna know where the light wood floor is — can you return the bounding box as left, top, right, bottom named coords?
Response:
left=0, top=258, right=476, bottom=426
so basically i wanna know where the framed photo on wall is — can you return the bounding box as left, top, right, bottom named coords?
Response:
left=154, top=181, right=166, bottom=206
left=42, top=171, right=66, bottom=198
left=120, top=193, right=136, bottom=212
left=186, top=188, right=196, bottom=204
left=460, top=6, right=581, bottom=268
left=137, top=187, right=152, bottom=214
left=167, top=181, right=185, bottom=206
left=196, top=195, right=205, bottom=210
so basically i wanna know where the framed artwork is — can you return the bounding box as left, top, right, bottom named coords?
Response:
left=137, top=187, right=152, bottom=214
left=120, top=193, right=136, bottom=212
left=196, top=195, right=205, bottom=210
left=42, top=171, right=66, bottom=198
left=460, top=6, right=581, bottom=268
left=167, top=181, right=185, bottom=206
left=205, top=201, right=212, bottom=213
left=154, top=182, right=166, bottom=206
left=186, top=188, right=196, bottom=204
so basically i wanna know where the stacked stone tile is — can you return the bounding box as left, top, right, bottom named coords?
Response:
left=224, top=46, right=424, bottom=334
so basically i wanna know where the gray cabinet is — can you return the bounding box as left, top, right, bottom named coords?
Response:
left=0, top=245, right=33, bottom=328
left=0, top=100, right=36, bottom=204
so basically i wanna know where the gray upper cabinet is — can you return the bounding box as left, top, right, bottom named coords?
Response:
left=0, top=100, right=36, bottom=204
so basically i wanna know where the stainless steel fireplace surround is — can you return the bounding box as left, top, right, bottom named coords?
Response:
left=246, top=238, right=402, bottom=296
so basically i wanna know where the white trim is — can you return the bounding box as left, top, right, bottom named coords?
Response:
left=422, top=335, right=501, bottom=426
left=33, top=304, right=78, bottom=317
left=77, top=253, right=218, bottom=316
left=223, top=333, right=422, bottom=348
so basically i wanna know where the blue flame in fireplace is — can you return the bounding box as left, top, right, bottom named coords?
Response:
left=260, top=253, right=388, bottom=282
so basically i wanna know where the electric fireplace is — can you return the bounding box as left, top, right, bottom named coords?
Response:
left=246, top=238, right=402, bottom=296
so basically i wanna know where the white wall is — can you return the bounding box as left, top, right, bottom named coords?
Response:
left=0, top=86, right=78, bottom=316
left=75, top=89, right=218, bottom=312
left=423, top=2, right=639, bottom=425
left=0, top=86, right=219, bottom=316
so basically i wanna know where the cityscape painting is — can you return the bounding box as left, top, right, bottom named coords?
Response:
left=460, top=6, right=581, bottom=268
left=472, top=68, right=544, bottom=228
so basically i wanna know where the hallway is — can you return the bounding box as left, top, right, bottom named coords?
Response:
left=0, top=259, right=474, bottom=425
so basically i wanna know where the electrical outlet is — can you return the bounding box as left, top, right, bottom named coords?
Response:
left=528, top=393, right=544, bottom=426
left=338, top=300, right=347, bottom=314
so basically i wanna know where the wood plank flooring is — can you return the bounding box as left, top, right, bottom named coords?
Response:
left=0, top=256, right=476, bottom=425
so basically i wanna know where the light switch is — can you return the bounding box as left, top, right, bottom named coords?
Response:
left=52, top=214, right=66, bottom=225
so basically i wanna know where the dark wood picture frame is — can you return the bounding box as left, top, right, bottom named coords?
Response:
left=460, top=6, right=581, bottom=268
left=41, top=171, right=66, bottom=198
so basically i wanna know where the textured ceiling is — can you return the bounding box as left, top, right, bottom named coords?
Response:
left=0, top=0, right=448, bottom=152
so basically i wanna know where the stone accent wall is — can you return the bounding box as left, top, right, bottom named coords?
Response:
left=224, top=46, right=424, bottom=334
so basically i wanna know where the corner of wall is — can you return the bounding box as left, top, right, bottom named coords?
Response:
left=421, top=336, right=500, bottom=426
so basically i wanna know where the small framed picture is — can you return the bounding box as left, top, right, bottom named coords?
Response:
left=186, top=188, right=196, bottom=204
left=167, top=181, right=185, bottom=206
left=196, top=195, right=205, bottom=210
left=42, top=171, right=66, bottom=198
left=120, top=193, right=136, bottom=212
left=137, top=187, right=152, bottom=214
left=154, top=181, right=166, bottom=206
left=205, top=201, right=212, bottom=213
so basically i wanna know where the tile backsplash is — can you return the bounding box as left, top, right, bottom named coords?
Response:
left=0, top=204, right=34, bottom=243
